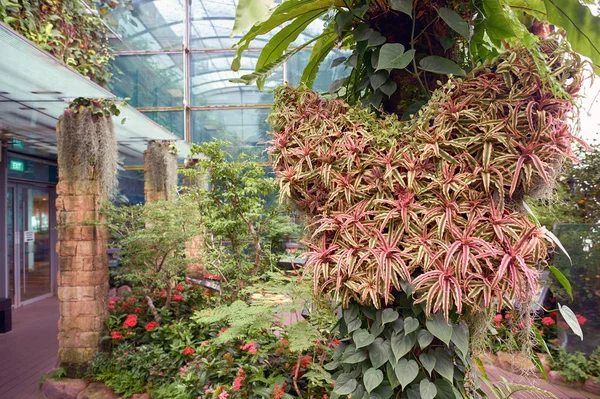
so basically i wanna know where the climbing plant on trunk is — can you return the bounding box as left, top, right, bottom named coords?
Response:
left=231, top=0, right=597, bottom=397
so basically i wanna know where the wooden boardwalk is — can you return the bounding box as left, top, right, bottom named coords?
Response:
left=0, top=297, right=58, bottom=399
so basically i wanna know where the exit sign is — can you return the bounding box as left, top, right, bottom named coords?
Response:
left=9, top=159, right=25, bottom=172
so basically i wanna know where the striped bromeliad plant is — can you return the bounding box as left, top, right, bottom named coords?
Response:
left=266, top=42, right=585, bottom=398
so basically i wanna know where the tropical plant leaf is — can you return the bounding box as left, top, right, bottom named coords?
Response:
left=544, top=0, right=600, bottom=72
left=548, top=265, right=573, bottom=300
left=558, top=303, right=583, bottom=340
left=301, top=26, right=337, bottom=87
left=231, top=0, right=337, bottom=71
left=376, top=44, right=416, bottom=71
left=419, top=379, right=437, bottom=399
left=390, top=0, right=412, bottom=17
left=426, top=313, right=452, bottom=345
left=419, top=56, right=465, bottom=76
left=334, top=373, right=358, bottom=395
left=369, top=338, right=391, bottom=369
left=353, top=329, right=375, bottom=349
left=231, top=0, right=274, bottom=37
left=230, top=41, right=312, bottom=89
left=438, top=7, right=470, bottom=39
left=433, top=349, right=454, bottom=382
left=419, top=352, right=436, bottom=375
left=483, top=0, right=515, bottom=40
left=394, top=359, right=419, bottom=390
left=256, top=10, right=325, bottom=71
left=364, top=368, right=384, bottom=393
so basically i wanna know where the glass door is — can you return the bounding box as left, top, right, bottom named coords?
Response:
left=7, top=184, right=52, bottom=306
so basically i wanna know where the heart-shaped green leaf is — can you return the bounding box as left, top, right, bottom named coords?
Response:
left=382, top=309, right=399, bottom=325
left=438, top=7, right=470, bottom=39
left=369, top=338, right=391, bottom=369
left=419, top=352, right=436, bottom=375
left=342, top=344, right=368, bottom=364
left=363, top=368, right=384, bottom=393
left=404, top=317, right=419, bottom=334
left=394, top=359, right=419, bottom=391
left=433, top=348, right=454, bottom=382
left=419, top=379, right=437, bottom=399
left=334, top=373, right=358, bottom=395
left=451, top=322, right=469, bottom=359
left=426, top=313, right=453, bottom=345
left=418, top=329, right=434, bottom=349
left=391, top=332, right=416, bottom=361
left=347, top=318, right=362, bottom=333
left=354, top=329, right=375, bottom=348
left=419, top=56, right=465, bottom=76
left=376, top=44, right=415, bottom=71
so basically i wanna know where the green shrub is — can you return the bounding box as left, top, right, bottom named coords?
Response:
left=549, top=347, right=589, bottom=383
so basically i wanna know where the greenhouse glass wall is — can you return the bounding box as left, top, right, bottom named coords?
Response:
left=100, top=0, right=349, bottom=158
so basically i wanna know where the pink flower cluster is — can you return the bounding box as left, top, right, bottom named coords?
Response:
left=240, top=342, right=258, bottom=354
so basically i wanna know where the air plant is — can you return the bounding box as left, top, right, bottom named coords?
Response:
left=267, top=42, right=584, bottom=320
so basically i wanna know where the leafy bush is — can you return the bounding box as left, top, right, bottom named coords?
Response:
left=183, top=141, right=300, bottom=293
left=103, top=197, right=202, bottom=310
left=548, top=347, right=589, bottom=383
left=90, top=273, right=336, bottom=398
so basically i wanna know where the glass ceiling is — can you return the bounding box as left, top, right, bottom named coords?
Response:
left=102, top=0, right=349, bottom=158
left=0, top=23, right=188, bottom=164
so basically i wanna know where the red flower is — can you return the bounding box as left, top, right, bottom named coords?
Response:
left=127, top=297, right=136, bottom=303
left=300, top=355, right=312, bottom=368
left=576, top=314, right=588, bottom=326
left=272, top=383, right=286, bottom=399
left=111, top=331, right=123, bottom=340
left=504, top=313, right=513, bottom=320
left=279, top=339, right=289, bottom=345
left=175, top=284, right=185, bottom=292
left=172, top=294, right=184, bottom=301
left=494, top=314, right=503, bottom=323
left=123, top=314, right=137, bottom=329
left=330, top=339, right=341, bottom=347
left=145, top=321, right=159, bottom=331
left=108, top=305, right=115, bottom=311
left=240, top=342, right=258, bottom=354
left=182, top=346, right=195, bottom=356
left=232, top=376, right=244, bottom=391
left=133, top=307, right=144, bottom=314
left=109, top=298, right=118, bottom=305
left=549, top=311, right=558, bottom=319
left=159, top=289, right=167, bottom=297
left=541, top=317, right=555, bottom=326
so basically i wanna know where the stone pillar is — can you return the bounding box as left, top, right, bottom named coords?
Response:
left=183, top=158, right=204, bottom=278
left=144, top=141, right=178, bottom=203
left=56, top=180, right=109, bottom=373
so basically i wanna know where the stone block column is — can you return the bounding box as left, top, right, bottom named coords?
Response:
left=182, top=158, right=205, bottom=278
left=56, top=180, right=109, bottom=371
left=144, top=141, right=178, bottom=203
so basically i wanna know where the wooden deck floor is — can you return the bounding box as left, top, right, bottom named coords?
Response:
left=0, top=297, right=58, bottom=399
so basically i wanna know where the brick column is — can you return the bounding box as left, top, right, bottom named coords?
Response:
left=182, top=158, right=204, bottom=278
left=144, top=141, right=178, bottom=203
left=56, top=180, right=109, bottom=372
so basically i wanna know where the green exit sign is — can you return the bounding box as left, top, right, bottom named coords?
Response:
left=9, top=159, right=25, bottom=172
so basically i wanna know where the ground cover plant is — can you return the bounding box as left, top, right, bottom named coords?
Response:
left=89, top=275, right=339, bottom=398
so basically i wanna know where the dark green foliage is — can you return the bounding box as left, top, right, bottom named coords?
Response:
left=182, top=141, right=299, bottom=292
left=0, top=0, right=113, bottom=85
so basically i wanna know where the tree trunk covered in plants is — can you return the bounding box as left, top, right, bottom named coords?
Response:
left=56, top=105, right=117, bottom=375
left=267, top=43, right=584, bottom=397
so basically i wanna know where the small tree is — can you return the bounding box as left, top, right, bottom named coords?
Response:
left=183, top=141, right=298, bottom=292
left=104, top=197, right=201, bottom=312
